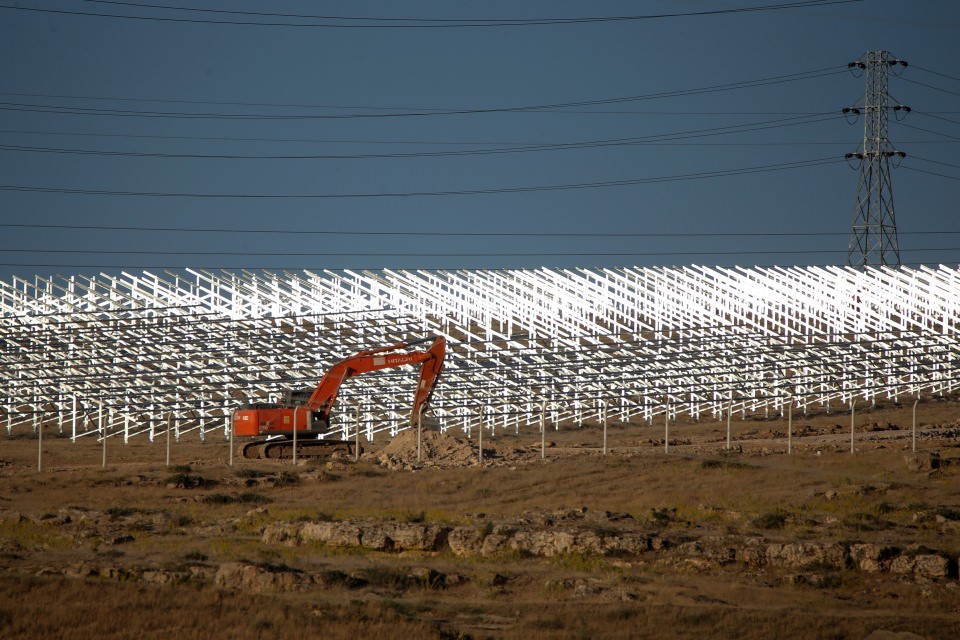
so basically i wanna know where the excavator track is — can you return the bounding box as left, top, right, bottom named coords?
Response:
left=241, top=438, right=361, bottom=460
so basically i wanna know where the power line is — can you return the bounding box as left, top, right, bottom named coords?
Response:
left=1, top=1, right=864, bottom=29
left=913, top=111, right=960, bottom=128
left=0, top=70, right=847, bottom=120
left=912, top=64, right=960, bottom=85
left=0, top=156, right=843, bottom=199
left=910, top=155, right=960, bottom=172
left=0, top=225, right=847, bottom=237
left=0, top=88, right=836, bottom=115
left=2, top=247, right=958, bottom=258
left=3, top=128, right=954, bottom=149
left=2, top=223, right=960, bottom=238
left=899, top=76, right=960, bottom=99
left=82, top=0, right=859, bottom=24
left=898, top=122, right=960, bottom=142
left=0, top=102, right=840, bottom=119
left=0, top=107, right=842, bottom=118
left=902, top=166, right=960, bottom=182
left=0, top=115, right=844, bottom=160
left=0, top=257, right=955, bottom=271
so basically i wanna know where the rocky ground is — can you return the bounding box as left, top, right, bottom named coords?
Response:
left=1, top=398, right=960, bottom=639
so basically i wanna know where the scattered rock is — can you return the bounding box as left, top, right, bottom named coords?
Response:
left=141, top=569, right=190, bottom=585
left=849, top=543, right=901, bottom=572
left=0, top=509, right=24, bottom=524
left=904, top=452, right=940, bottom=472
left=765, top=542, right=846, bottom=569
left=63, top=562, right=97, bottom=578
left=447, top=526, right=485, bottom=556
left=387, top=522, right=449, bottom=551
left=265, top=520, right=451, bottom=552
left=890, top=553, right=955, bottom=579
left=214, top=562, right=313, bottom=593
left=164, top=473, right=212, bottom=489
left=18, top=496, right=960, bottom=591
left=300, top=521, right=362, bottom=547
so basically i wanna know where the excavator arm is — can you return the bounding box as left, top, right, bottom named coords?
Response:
left=304, top=335, right=446, bottom=425
left=411, top=336, right=445, bottom=423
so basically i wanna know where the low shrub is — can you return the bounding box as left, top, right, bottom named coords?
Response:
left=752, top=510, right=790, bottom=530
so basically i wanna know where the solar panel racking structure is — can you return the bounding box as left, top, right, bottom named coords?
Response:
left=1, top=265, right=958, bottom=447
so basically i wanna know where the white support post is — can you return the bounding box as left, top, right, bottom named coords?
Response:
left=37, top=410, right=42, bottom=472
left=850, top=400, right=856, bottom=455
left=355, top=402, right=360, bottom=462
left=224, top=401, right=231, bottom=439
left=726, top=399, right=733, bottom=451
left=664, top=396, right=670, bottom=454
left=417, top=405, right=424, bottom=463
left=912, top=396, right=919, bottom=453
left=292, top=406, right=299, bottom=466
left=366, top=401, right=373, bottom=443
left=540, top=402, right=546, bottom=460
left=229, top=410, right=235, bottom=467
left=602, top=400, right=608, bottom=456
left=72, top=395, right=77, bottom=443
left=478, top=407, right=484, bottom=465
left=102, top=410, right=107, bottom=469
left=166, top=413, right=172, bottom=467
left=787, top=402, right=793, bottom=455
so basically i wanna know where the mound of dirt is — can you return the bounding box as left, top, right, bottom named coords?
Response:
left=376, top=429, right=478, bottom=467
left=373, top=429, right=539, bottom=469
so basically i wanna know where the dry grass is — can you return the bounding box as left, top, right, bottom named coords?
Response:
left=2, top=573, right=957, bottom=640
left=0, top=576, right=439, bottom=640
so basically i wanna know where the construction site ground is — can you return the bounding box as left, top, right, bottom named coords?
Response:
left=1, top=396, right=959, bottom=639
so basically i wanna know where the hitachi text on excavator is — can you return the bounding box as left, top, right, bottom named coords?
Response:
left=234, top=336, right=445, bottom=460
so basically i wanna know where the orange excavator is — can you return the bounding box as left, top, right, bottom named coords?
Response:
left=234, top=336, right=446, bottom=460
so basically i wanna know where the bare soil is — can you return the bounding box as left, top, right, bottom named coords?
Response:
left=2, top=397, right=960, bottom=639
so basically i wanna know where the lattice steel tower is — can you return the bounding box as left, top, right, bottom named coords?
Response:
left=844, top=51, right=909, bottom=268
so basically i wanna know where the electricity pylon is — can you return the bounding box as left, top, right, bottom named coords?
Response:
left=844, top=51, right=909, bottom=268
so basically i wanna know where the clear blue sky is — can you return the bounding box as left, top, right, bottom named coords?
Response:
left=0, top=0, right=958, bottom=281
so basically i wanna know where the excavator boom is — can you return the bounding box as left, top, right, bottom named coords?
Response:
left=304, top=335, right=446, bottom=423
